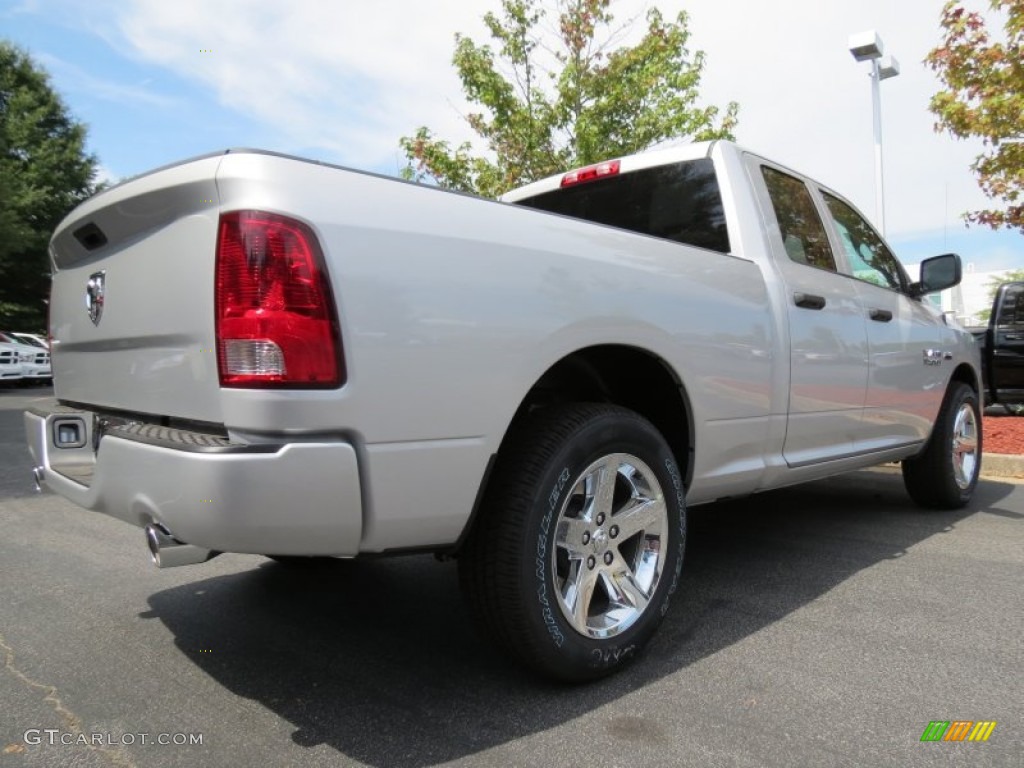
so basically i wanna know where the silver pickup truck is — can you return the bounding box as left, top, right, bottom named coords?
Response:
left=26, top=140, right=981, bottom=681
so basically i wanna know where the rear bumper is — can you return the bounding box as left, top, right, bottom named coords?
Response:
left=24, top=400, right=363, bottom=556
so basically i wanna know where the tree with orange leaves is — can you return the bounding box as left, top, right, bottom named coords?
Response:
left=926, top=0, right=1024, bottom=232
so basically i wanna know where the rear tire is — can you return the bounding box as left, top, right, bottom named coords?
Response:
left=902, top=383, right=981, bottom=509
left=458, top=403, right=686, bottom=682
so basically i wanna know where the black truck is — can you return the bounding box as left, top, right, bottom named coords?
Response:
left=971, top=281, right=1024, bottom=414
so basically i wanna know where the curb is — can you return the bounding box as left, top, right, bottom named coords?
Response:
left=981, top=453, right=1024, bottom=480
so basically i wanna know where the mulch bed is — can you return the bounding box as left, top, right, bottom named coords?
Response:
left=984, top=410, right=1024, bottom=455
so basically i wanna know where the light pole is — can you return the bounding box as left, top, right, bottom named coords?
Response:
left=849, top=31, right=899, bottom=236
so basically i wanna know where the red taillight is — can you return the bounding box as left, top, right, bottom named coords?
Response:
left=215, top=211, right=344, bottom=388
left=560, top=159, right=620, bottom=187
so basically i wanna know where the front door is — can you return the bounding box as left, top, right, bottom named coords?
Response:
left=819, top=191, right=946, bottom=448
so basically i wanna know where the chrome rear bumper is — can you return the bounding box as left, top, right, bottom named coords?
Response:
left=25, top=400, right=364, bottom=557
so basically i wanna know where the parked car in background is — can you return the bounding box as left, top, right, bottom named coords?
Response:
left=10, top=332, right=49, bottom=350
left=0, top=332, right=51, bottom=384
left=0, top=340, right=25, bottom=385
left=968, top=281, right=1024, bottom=415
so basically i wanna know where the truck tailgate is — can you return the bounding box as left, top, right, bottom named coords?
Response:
left=48, top=154, right=224, bottom=422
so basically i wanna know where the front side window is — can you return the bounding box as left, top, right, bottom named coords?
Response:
left=515, top=158, right=730, bottom=254
left=821, top=192, right=907, bottom=292
left=760, top=166, right=837, bottom=272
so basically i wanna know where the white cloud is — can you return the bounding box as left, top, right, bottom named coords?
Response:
left=93, top=164, right=119, bottom=187
left=31, top=0, right=1016, bottom=242
left=101, top=0, right=488, bottom=168
left=34, top=52, right=180, bottom=109
left=0, top=0, right=41, bottom=19
left=637, top=0, right=1001, bottom=235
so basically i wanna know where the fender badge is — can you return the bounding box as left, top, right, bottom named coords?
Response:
left=86, top=270, right=106, bottom=326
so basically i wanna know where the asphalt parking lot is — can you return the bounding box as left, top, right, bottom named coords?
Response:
left=1, top=387, right=1021, bottom=767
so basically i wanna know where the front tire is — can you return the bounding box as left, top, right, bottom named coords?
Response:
left=459, top=404, right=686, bottom=682
left=902, top=382, right=982, bottom=509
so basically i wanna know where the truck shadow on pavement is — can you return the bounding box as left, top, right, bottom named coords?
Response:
left=142, top=469, right=1015, bottom=767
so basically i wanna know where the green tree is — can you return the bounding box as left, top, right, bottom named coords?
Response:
left=926, top=0, right=1024, bottom=232
left=1, top=41, right=98, bottom=329
left=401, top=0, right=738, bottom=199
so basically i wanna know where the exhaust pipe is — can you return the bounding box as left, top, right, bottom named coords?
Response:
left=32, top=466, right=45, bottom=492
left=145, top=524, right=220, bottom=568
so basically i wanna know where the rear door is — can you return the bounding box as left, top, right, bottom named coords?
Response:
left=752, top=162, right=869, bottom=465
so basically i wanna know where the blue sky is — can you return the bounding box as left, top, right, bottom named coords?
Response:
left=2, top=0, right=1021, bottom=273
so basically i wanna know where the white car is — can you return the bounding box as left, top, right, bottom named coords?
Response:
left=0, top=333, right=50, bottom=382
left=0, top=342, right=25, bottom=384
left=10, top=332, right=49, bottom=350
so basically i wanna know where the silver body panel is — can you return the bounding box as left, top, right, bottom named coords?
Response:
left=28, top=142, right=982, bottom=556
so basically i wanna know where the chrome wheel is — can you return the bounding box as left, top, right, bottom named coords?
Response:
left=952, top=402, right=979, bottom=490
left=903, top=383, right=980, bottom=510
left=552, top=453, right=668, bottom=639
left=459, top=404, right=685, bottom=680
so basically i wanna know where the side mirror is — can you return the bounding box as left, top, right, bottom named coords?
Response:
left=910, top=253, right=962, bottom=297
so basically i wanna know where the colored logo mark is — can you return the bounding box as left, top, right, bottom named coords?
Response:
left=920, top=721, right=996, bottom=742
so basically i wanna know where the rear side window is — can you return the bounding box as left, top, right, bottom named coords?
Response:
left=760, top=166, right=837, bottom=272
left=514, top=158, right=730, bottom=254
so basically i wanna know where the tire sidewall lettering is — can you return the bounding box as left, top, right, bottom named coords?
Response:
left=528, top=423, right=685, bottom=672
left=535, top=466, right=571, bottom=648
left=661, top=456, right=687, bottom=615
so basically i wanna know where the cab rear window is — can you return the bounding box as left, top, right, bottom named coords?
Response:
left=514, top=158, right=730, bottom=254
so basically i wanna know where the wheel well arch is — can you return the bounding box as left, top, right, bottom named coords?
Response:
left=949, top=362, right=981, bottom=396
left=504, top=345, right=694, bottom=488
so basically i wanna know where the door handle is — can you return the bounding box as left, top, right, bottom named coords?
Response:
left=869, top=308, right=893, bottom=322
left=793, top=292, right=826, bottom=310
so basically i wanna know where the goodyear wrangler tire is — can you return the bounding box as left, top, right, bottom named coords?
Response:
left=902, top=382, right=981, bottom=509
left=458, top=404, right=686, bottom=682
